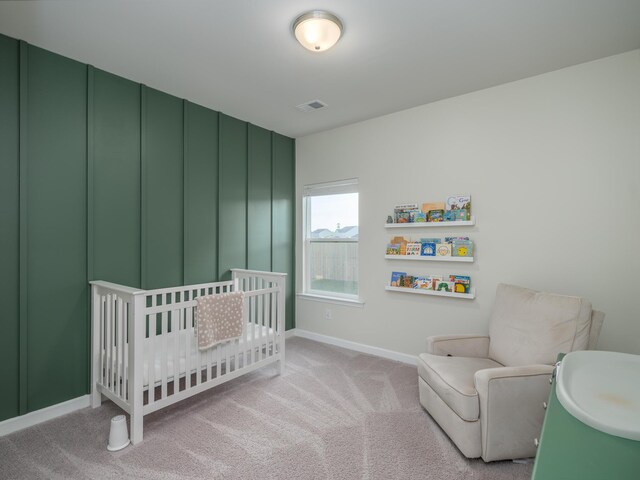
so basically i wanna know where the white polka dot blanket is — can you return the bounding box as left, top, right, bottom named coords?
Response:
left=195, top=291, right=245, bottom=351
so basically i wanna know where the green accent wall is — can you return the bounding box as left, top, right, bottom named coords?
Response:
left=25, top=45, right=88, bottom=412
left=272, top=133, right=296, bottom=330
left=184, top=102, right=218, bottom=285
left=143, top=88, right=184, bottom=289
left=248, top=124, right=273, bottom=272
left=218, top=114, right=248, bottom=280
left=92, top=69, right=141, bottom=288
left=0, top=35, right=20, bottom=421
left=0, top=33, right=295, bottom=423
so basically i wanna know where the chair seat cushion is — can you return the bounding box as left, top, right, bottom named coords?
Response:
left=417, top=353, right=503, bottom=421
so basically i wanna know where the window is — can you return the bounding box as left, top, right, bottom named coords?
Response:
left=303, top=179, right=358, bottom=299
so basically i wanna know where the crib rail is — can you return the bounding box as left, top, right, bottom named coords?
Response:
left=90, top=269, right=286, bottom=445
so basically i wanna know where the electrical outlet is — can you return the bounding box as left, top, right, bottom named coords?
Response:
left=324, top=308, right=332, bottom=320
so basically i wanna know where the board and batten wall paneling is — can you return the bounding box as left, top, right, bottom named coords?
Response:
left=0, top=32, right=296, bottom=425
left=142, top=87, right=184, bottom=290
left=247, top=124, right=272, bottom=272
left=91, top=69, right=141, bottom=287
left=218, top=114, right=248, bottom=280
left=272, top=133, right=295, bottom=330
left=0, top=34, right=20, bottom=421
left=25, top=45, right=88, bottom=412
left=183, top=101, right=219, bottom=284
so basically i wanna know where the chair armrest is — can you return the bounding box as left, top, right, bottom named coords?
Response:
left=474, top=365, right=554, bottom=461
left=426, top=334, right=490, bottom=357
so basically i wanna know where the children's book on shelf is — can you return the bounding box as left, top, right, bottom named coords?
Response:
left=421, top=202, right=445, bottom=214
left=420, top=242, right=436, bottom=256
left=436, top=243, right=452, bottom=256
left=386, top=244, right=401, bottom=255
left=445, top=236, right=469, bottom=243
left=443, top=211, right=455, bottom=222
left=445, top=195, right=471, bottom=212
left=413, top=212, right=427, bottom=222
left=435, top=281, right=455, bottom=292
left=413, top=276, right=432, bottom=289
left=394, top=204, right=419, bottom=223
left=452, top=240, right=473, bottom=257
left=402, top=275, right=414, bottom=288
left=449, top=275, right=471, bottom=294
left=405, top=242, right=422, bottom=256
left=390, top=271, right=406, bottom=287
left=453, top=209, right=469, bottom=221
left=427, top=210, right=444, bottom=222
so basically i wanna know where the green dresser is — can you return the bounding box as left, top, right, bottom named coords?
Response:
left=532, top=356, right=640, bottom=479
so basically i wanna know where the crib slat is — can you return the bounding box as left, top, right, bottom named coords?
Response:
left=100, top=296, right=106, bottom=386
left=185, top=306, right=192, bottom=389
left=124, top=303, right=129, bottom=400
left=271, top=288, right=277, bottom=355
left=266, top=288, right=273, bottom=357
left=148, top=294, right=157, bottom=406
left=117, top=298, right=124, bottom=397
left=160, top=310, right=168, bottom=400
left=173, top=308, right=180, bottom=393
left=194, top=289, right=203, bottom=386
left=105, top=294, right=112, bottom=390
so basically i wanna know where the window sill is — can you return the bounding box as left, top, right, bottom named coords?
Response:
left=296, top=293, right=365, bottom=307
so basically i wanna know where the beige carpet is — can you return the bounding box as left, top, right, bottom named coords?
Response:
left=0, top=337, right=532, bottom=479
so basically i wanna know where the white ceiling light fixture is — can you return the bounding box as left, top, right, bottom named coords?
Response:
left=293, top=10, right=343, bottom=52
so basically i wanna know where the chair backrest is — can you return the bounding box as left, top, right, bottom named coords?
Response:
left=587, top=310, right=605, bottom=349
left=488, top=284, right=593, bottom=366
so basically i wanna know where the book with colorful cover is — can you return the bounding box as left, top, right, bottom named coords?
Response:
left=453, top=209, right=469, bottom=221
left=449, top=275, right=471, bottom=294
left=445, top=195, right=471, bottom=212
left=420, top=242, right=436, bottom=256
left=452, top=240, right=473, bottom=257
left=394, top=204, right=419, bottom=223
left=427, top=210, right=444, bottom=222
left=445, top=236, right=470, bottom=243
left=413, top=212, right=427, bottom=222
left=413, top=276, right=433, bottom=290
left=435, top=281, right=455, bottom=292
left=402, top=275, right=414, bottom=288
left=386, top=243, right=401, bottom=255
left=421, top=202, right=445, bottom=214
left=390, top=271, right=406, bottom=287
left=436, top=243, right=452, bottom=256
left=405, top=242, right=422, bottom=255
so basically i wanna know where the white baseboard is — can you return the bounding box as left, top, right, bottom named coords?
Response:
left=0, top=395, right=91, bottom=437
left=285, top=328, right=297, bottom=339
left=291, top=328, right=417, bottom=365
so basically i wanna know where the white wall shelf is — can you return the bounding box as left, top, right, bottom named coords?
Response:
left=385, top=217, right=475, bottom=228
left=385, top=286, right=476, bottom=300
left=384, top=254, right=474, bottom=263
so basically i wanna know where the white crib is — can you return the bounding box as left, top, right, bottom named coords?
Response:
left=90, top=269, right=286, bottom=444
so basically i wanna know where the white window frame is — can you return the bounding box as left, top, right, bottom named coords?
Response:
left=302, top=178, right=360, bottom=303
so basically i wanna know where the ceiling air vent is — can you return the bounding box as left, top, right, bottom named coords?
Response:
left=296, top=99, right=327, bottom=112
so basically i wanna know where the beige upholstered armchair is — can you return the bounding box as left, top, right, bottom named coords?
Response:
left=417, top=283, right=604, bottom=462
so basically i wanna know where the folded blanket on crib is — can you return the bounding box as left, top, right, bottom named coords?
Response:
left=195, top=291, right=245, bottom=351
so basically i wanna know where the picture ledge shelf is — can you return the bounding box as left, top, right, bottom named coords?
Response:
left=384, top=255, right=474, bottom=263
left=385, top=286, right=476, bottom=300
left=385, top=217, right=475, bottom=228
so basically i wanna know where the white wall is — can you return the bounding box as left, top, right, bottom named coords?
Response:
left=295, top=50, right=640, bottom=356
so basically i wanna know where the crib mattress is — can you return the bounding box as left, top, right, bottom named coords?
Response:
left=142, top=323, right=274, bottom=388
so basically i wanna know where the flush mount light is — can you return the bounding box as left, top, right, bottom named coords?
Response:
left=293, top=10, right=343, bottom=52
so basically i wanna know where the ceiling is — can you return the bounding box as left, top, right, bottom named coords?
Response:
left=0, top=1, right=639, bottom=138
